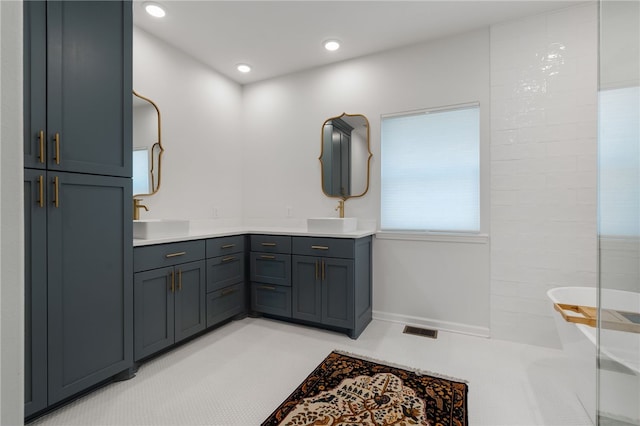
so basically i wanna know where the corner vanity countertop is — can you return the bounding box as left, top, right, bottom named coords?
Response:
left=133, top=226, right=376, bottom=247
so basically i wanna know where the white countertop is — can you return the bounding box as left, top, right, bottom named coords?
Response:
left=133, top=226, right=377, bottom=247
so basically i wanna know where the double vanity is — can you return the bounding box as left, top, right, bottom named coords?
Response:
left=133, top=224, right=373, bottom=362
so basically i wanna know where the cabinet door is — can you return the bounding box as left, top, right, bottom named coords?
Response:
left=174, top=260, right=206, bottom=343
left=322, top=258, right=354, bottom=329
left=24, top=170, right=47, bottom=417
left=46, top=1, right=132, bottom=176
left=47, top=172, right=133, bottom=404
left=134, top=267, right=174, bottom=362
left=23, top=1, right=47, bottom=169
left=292, top=256, right=322, bottom=323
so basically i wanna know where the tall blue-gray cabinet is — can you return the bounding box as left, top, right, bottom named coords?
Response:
left=134, top=241, right=207, bottom=361
left=47, top=173, right=133, bottom=404
left=23, top=170, right=47, bottom=416
left=291, top=236, right=372, bottom=339
left=24, top=0, right=132, bottom=176
left=23, top=0, right=133, bottom=419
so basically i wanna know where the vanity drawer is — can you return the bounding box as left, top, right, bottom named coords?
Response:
left=134, top=240, right=206, bottom=272
left=206, top=283, right=245, bottom=327
left=251, top=283, right=291, bottom=318
left=250, top=252, right=291, bottom=286
left=206, top=235, right=245, bottom=258
left=250, top=235, right=291, bottom=254
left=206, top=254, right=245, bottom=293
left=292, top=237, right=355, bottom=259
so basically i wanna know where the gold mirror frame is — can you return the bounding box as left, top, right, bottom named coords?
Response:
left=319, top=112, right=372, bottom=201
left=132, top=90, right=164, bottom=197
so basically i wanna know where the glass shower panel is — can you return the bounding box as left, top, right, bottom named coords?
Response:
left=598, top=1, right=640, bottom=424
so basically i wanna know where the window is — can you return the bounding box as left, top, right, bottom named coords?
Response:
left=381, top=104, right=480, bottom=232
left=598, top=86, right=640, bottom=236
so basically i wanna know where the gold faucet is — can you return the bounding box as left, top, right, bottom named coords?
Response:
left=133, top=198, right=149, bottom=220
left=335, top=199, right=345, bottom=218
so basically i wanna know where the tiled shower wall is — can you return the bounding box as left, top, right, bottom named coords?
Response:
left=490, top=3, right=598, bottom=347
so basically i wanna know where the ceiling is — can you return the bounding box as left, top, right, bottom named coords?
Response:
left=132, top=0, right=584, bottom=85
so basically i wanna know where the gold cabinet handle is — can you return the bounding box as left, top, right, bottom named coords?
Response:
left=221, top=244, right=235, bottom=249
left=170, top=270, right=175, bottom=293
left=258, top=285, right=276, bottom=291
left=315, top=260, right=319, bottom=280
left=221, top=288, right=236, bottom=296
left=178, top=269, right=182, bottom=291
left=52, top=176, right=59, bottom=208
left=260, top=255, right=276, bottom=260
left=165, top=251, right=186, bottom=258
left=311, top=245, right=329, bottom=250
left=38, top=130, right=45, bottom=163
left=37, top=175, right=44, bottom=208
left=53, top=133, right=60, bottom=165
left=222, top=256, right=236, bottom=262
left=322, top=260, right=325, bottom=281
left=261, top=242, right=276, bottom=247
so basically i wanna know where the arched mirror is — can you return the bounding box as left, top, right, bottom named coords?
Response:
left=132, top=90, right=163, bottom=197
left=320, top=113, right=372, bottom=200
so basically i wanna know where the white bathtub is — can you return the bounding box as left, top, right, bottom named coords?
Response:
left=547, top=286, right=640, bottom=424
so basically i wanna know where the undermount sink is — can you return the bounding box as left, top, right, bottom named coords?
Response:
left=307, top=217, right=358, bottom=233
left=133, top=219, right=190, bottom=239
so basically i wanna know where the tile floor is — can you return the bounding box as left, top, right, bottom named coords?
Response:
left=28, top=318, right=593, bottom=425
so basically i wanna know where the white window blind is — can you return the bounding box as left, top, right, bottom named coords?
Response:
left=381, top=105, right=480, bottom=232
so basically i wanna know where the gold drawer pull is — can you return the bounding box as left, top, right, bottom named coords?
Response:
left=221, top=244, right=235, bottom=249
left=38, top=130, right=45, bottom=163
left=258, top=285, right=276, bottom=291
left=260, top=255, right=276, bottom=260
left=221, top=288, right=236, bottom=296
left=222, top=256, right=236, bottom=262
left=311, top=245, right=329, bottom=250
left=165, top=251, right=186, bottom=258
left=261, top=242, right=276, bottom=247
left=52, top=176, right=59, bottom=208
left=37, top=175, right=44, bottom=208
left=54, top=132, right=60, bottom=164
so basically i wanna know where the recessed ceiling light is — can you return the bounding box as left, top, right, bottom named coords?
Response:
left=324, top=40, right=341, bottom=52
left=237, top=64, right=252, bottom=73
left=144, top=2, right=166, bottom=18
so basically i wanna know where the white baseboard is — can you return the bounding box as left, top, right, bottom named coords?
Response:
left=373, top=310, right=490, bottom=338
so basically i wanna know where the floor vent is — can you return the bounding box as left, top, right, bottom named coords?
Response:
left=403, top=325, right=438, bottom=339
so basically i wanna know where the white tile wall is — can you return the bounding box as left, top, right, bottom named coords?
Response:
left=490, top=3, right=598, bottom=347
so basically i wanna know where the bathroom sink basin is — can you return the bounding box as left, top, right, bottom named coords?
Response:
left=133, top=219, right=190, bottom=239
left=307, top=217, right=357, bottom=233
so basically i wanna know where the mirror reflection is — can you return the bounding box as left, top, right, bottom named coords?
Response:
left=132, top=91, right=163, bottom=197
left=320, top=113, right=372, bottom=199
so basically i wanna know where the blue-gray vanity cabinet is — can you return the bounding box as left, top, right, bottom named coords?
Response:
left=133, top=242, right=206, bottom=361
left=250, top=235, right=292, bottom=317
left=291, top=236, right=372, bottom=339
left=205, top=236, right=247, bottom=327
left=23, top=0, right=132, bottom=177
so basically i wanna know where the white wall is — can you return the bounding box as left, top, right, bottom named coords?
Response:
left=242, top=29, right=492, bottom=335
left=133, top=27, right=244, bottom=227
left=490, top=3, right=598, bottom=347
left=0, top=1, right=25, bottom=424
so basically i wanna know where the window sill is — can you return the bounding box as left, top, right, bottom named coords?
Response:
left=375, top=231, right=489, bottom=244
